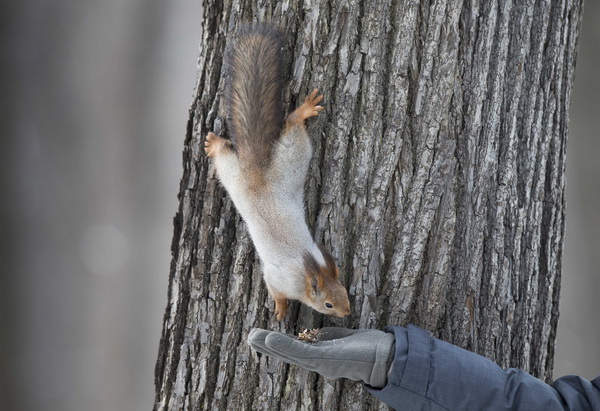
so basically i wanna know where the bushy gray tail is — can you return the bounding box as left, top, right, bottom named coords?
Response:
left=226, top=24, right=285, bottom=170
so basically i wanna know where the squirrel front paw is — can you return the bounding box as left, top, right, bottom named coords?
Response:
left=286, top=88, right=325, bottom=128
left=204, top=132, right=232, bottom=158
left=274, top=298, right=288, bottom=321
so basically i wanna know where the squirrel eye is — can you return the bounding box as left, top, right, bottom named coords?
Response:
left=325, top=302, right=333, bottom=309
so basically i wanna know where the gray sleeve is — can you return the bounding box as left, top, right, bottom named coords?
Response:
left=365, top=325, right=600, bottom=411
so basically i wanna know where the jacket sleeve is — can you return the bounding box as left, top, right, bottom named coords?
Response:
left=365, top=325, right=600, bottom=411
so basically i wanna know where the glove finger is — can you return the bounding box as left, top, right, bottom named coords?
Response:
left=247, top=328, right=277, bottom=356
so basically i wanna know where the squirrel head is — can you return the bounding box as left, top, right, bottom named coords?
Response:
left=302, top=244, right=351, bottom=318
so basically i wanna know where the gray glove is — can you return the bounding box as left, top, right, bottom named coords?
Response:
left=247, top=327, right=395, bottom=388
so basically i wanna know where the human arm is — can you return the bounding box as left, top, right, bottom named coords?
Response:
left=247, top=325, right=600, bottom=410
left=371, top=325, right=600, bottom=410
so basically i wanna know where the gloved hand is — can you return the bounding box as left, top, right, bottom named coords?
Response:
left=247, top=327, right=395, bottom=388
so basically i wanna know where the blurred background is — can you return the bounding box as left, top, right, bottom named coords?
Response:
left=1, top=1, right=598, bottom=410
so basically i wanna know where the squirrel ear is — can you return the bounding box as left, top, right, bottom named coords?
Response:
left=316, top=243, right=339, bottom=280
left=307, top=272, right=324, bottom=295
left=304, top=251, right=326, bottom=296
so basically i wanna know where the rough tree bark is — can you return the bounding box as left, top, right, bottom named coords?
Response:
left=154, top=0, right=582, bottom=409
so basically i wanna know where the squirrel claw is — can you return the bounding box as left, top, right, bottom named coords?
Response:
left=305, top=89, right=323, bottom=105
left=305, top=89, right=324, bottom=108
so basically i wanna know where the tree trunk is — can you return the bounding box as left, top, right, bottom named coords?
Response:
left=154, top=0, right=582, bottom=409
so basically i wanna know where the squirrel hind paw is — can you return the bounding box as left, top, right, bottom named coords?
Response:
left=286, top=89, right=326, bottom=128
left=301, top=89, right=325, bottom=120
left=204, top=132, right=232, bottom=158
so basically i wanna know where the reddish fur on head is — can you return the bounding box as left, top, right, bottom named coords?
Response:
left=302, top=245, right=351, bottom=317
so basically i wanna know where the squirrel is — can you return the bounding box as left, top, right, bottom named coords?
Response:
left=204, top=24, right=351, bottom=321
